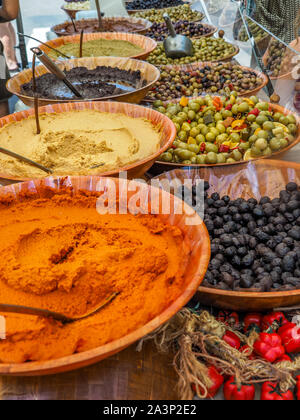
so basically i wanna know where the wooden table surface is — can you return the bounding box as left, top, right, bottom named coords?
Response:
left=0, top=342, right=178, bottom=400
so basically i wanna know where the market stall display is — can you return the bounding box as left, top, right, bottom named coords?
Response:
left=146, top=21, right=217, bottom=42
left=154, top=95, right=299, bottom=166
left=52, top=17, right=153, bottom=37
left=7, top=57, right=161, bottom=106
left=131, top=4, right=203, bottom=23
left=147, top=37, right=239, bottom=66
left=145, top=63, right=267, bottom=102
left=39, top=32, right=157, bottom=61
left=0, top=175, right=210, bottom=374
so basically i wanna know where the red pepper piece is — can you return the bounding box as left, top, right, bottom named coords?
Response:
left=261, top=382, right=294, bottom=401
left=219, top=144, right=230, bottom=153
left=253, top=332, right=285, bottom=363
left=296, top=376, right=300, bottom=400
left=223, top=376, right=255, bottom=401
left=192, top=366, right=224, bottom=399
left=228, top=83, right=234, bottom=91
left=248, top=108, right=260, bottom=117
left=225, top=104, right=233, bottom=111
left=223, top=331, right=241, bottom=349
left=199, top=142, right=206, bottom=153
left=244, top=313, right=262, bottom=334
left=187, top=120, right=191, bottom=124
left=262, top=312, right=288, bottom=331
left=278, top=322, right=300, bottom=354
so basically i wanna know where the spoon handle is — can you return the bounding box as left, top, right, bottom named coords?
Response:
left=0, top=304, right=69, bottom=322
left=0, top=147, right=52, bottom=174
left=163, top=13, right=177, bottom=38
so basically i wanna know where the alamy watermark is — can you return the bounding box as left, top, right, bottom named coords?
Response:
left=95, top=172, right=205, bottom=226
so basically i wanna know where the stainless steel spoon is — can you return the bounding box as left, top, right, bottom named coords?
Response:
left=0, top=147, right=53, bottom=174
left=163, top=13, right=194, bottom=58
left=0, top=292, right=119, bottom=324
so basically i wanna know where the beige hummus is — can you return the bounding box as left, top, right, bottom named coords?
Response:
left=0, top=110, right=161, bottom=177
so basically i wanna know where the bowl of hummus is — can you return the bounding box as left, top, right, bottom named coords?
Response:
left=0, top=101, right=176, bottom=182
left=38, top=32, right=157, bottom=61
left=7, top=56, right=161, bottom=107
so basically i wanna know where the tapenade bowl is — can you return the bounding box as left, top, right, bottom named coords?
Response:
left=51, top=17, right=153, bottom=37
left=0, top=101, right=176, bottom=182
left=151, top=96, right=300, bottom=171
left=7, top=56, right=161, bottom=107
left=153, top=160, right=300, bottom=311
left=38, top=32, right=157, bottom=62
left=0, top=175, right=210, bottom=375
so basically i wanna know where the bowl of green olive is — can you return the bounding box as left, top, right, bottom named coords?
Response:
left=152, top=94, right=300, bottom=169
left=147, top=37, right=239, bottom=67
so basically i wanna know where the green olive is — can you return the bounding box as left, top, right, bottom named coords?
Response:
left=178, top=131, right=188, bottom=141
left=205, top=143, right=218, bottom=153
left=231, top=149, right=243, bottom=161
left=205, top=152, right=218, bottom=164
left=237, top=102, right=249, bottom=113
left=255, top=138, right=268, bottom=150
left=187, top=144, right=200, bottom=154
left=257, top=130, right=269, bottom=139
left=196, top=134, right=205, bottom=144
left=196, top=155, right=206, bottom=164
left=279, top=116, right=290, bottom=126
left=288, top=124, right=297, bottom=134
left=217, top=154, right=226, bottom=163
left=269, top=137, right=282, bottom=151
left=263, top=121, right=274, bottom=131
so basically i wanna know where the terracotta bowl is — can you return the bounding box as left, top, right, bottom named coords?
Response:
left=52, top=17, right=153, bottom=37
left=144, top=62, right=268, bottom=103
left=153, top=160, right=300, bottom=311
left=7, top=56, right=161, bottom=107
left=152, top=101, right=300, bottom=172
left=38, top=32, right=157, bottom=61
left=0, top=101, right=176, bottom=183
left=0, top=175, right=210, bottom=375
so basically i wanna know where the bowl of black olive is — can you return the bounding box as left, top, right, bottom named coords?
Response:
left=153, top=160, right=300, bottom=311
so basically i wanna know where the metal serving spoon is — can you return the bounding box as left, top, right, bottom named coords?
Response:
left=163, top=13, right=194, bottom=58
left=0, top=147, right=53, bottom=174
left=0, top=292, right=119, bottom=324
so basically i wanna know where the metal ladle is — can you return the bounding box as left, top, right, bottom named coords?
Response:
left=0, top=292, right=119, bottom=324
left=31, top=47, right=83, bottom=98
left=163, top=13, right=194, bottom=58
left=0, top=147, right=53, bottom=174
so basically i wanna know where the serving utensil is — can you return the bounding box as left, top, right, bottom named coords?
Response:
left=0, top=292, right=119, bottom=324
left=0, top=147, right=52, bottom=174
left=163, top=13, right=194, bottom=58
left=95, top=0, right=103, bottom=30
left=31, top=47, right=83, bottom=98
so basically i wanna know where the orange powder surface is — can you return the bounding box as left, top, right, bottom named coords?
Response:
left=0, top=187, right=191, bottom=363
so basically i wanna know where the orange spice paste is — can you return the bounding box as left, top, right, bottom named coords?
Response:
left=0, top=186, right=191, bottom=363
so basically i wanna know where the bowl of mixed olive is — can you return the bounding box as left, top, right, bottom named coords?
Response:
left=144, top=62, right=268, bottom=102
left=147, top=37, right=239, bottom=67
left=153, top=94, right=300, bottom=168
left=131, top=4, right=204, bottom=23
left=146, top=21, right=217, bottom=42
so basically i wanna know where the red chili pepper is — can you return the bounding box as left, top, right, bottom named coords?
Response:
left=187, top=120, right=191, bottom=124
left=225, top=104, right=233, bottom=111
left=278, top=322, right=300, bottom=354
left=217, top=311, right=239, bottom=328
left=244, top=313, right=262, bottom=334
left=223, top=376, right=255, bottom=401
left=248, top=108, right=260, bottom=117
left=261, top=382, right=294, bottom=401
left=192, top=365, right=224, bottom=398
left=219, top=144, right=230, bottom=153
left=223, top=331, right=241, bottom=349
left=228, top=83, right=234, bottom=91
left=275, top=354, right=292, bottom=363
left=240, top=345, right=256, bottom=360
left=200, top=142, right=206, bottom=153
left=262, top=312, right=288, bottom=331
left=253, top=332, right=285, bottom=363
left=296, top=376, right=300, bottom=400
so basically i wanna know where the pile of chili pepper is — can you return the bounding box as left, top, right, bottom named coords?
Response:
left=193, top=310, right=300, bottom=400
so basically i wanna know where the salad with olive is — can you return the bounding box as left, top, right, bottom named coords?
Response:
left=155, top=94, right=298, bottom=165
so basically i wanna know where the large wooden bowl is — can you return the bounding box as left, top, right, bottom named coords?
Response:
left=38, top=32, right=157, bottom=61
left=0, top=175, right=210, bottom=375
left=152, top=102, right=300, bottom=173
left=144, top=62, right=268, bottom=103
left=7, top=56, right=161, bottom=107
left=52, top=17, right=153, bottom=37
left=0, top=101, right=176, bottom=182
left=153, top=160, right=300, bottom=311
